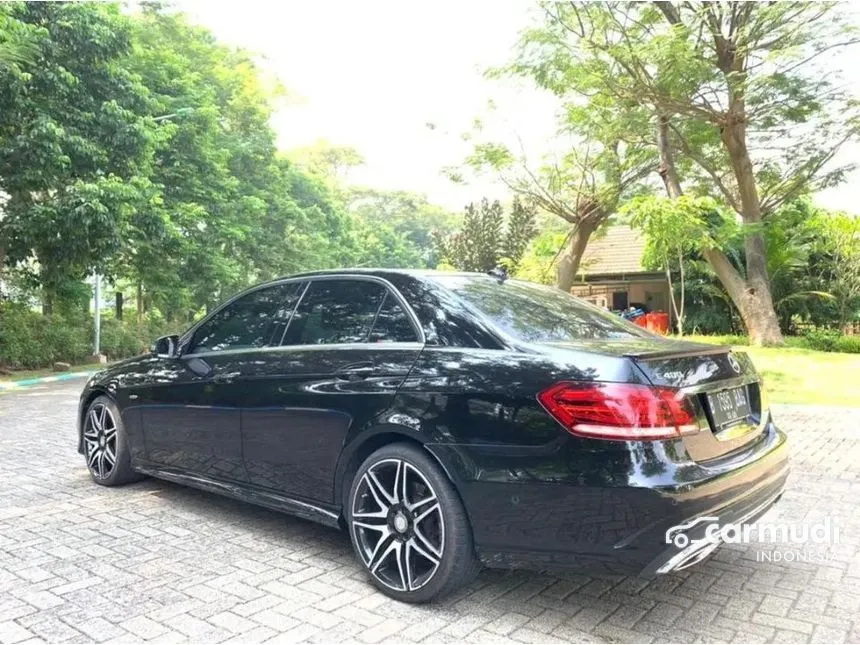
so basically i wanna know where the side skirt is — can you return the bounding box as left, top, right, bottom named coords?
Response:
left=133, top=463, right=342, bottom=529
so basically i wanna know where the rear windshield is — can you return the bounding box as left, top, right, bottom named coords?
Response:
left=432, top=275, right=650, bottom=342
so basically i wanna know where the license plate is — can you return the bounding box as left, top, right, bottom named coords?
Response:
left=707, top=386, right=751, bottom=428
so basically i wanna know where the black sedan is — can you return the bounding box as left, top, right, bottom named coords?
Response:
left=77, top=269, right=788, bottom=602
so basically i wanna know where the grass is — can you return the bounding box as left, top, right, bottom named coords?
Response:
left=684, top=335, right=860, bottom=406
left=0, top=362, right=106, bottom=383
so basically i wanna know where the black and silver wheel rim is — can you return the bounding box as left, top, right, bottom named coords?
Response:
left=351, top=458, right=445, bottom=592
left=83, top=403, right=117, bottom=480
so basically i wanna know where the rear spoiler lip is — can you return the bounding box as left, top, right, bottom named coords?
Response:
left=623, top=345, right=730, bottom=361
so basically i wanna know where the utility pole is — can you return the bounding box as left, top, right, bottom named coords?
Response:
left=93, top=273, right=101, bottom=357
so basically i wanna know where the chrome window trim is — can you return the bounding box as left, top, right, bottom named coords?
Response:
left=280, top=274, right=425, bottom=346
left=179, top=273, right=425, bottom=356
left=183, top=342, right=425, bottom=360
left=180, top=278, right=309, bottom=352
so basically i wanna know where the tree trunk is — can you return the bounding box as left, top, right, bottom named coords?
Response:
left=136, top=282, right=143, bottom=324
left=557, top=221, right=598, bottom=292
left=657, top=114, right=683, bottom=199
left=656, top=110, right=783, bottom=346
left=720, top=120, right=784, bottom=345
left=115, top=291, right=123, bottom=321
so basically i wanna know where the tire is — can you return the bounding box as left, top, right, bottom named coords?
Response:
left=82, top=395, right=142, bottom=486
left=346, top=442, right=480, bottom=603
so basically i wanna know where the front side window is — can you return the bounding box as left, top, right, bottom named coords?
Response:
left=189, top=282, right=303, bottom=353
left=432, top=275, right=650, bottom=343
left=282, top=279, right=387, bottom=345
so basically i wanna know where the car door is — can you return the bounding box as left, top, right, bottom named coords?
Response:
left=137, top=281, right=304, bottom=482
left=240, top=276, right=424, bottom=505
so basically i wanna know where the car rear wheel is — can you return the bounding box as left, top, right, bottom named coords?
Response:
left=346, top=443, right=480, bottom=603
left=82, top=395, right=142, bottom=486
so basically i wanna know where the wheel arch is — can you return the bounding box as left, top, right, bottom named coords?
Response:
left=77, top=387, right=113, bottom=453
left=333, top=424, right=460, bottom=521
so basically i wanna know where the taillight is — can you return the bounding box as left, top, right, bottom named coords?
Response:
left=537, top=381, right=698, bottom=441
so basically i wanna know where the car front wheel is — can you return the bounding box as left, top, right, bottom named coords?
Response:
left=82, top=395, right=142, bottom=486
left=346, top=443, right=480, bottom=603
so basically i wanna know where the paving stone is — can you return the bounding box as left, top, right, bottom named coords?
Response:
left=0, top=384, right=857, bottom=643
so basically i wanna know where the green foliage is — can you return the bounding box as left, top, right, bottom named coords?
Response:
left=641, top=199, right=860, bottom=336
left=502, top=1, right=860, bottom=344
left=802, top=327, right=842, bottom=353
left=434, top=198, right=537, bottom=272
left=343, top=187, right=460, bottom=268
left=813, top=211, right=860, bottom=326
left=0, top=300, right=175, bottom=368
left=0, top=302, right=89, bottom=367
left=0, top=1, right=456, bottom=331
left=0, top=2, right=161, bottom=309
left=501, top=198, right=538, bottom=269
left=512, top=228, right=568, bottom=286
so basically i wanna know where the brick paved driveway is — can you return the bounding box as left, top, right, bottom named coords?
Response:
left=1, top=381, right=858, bottom=644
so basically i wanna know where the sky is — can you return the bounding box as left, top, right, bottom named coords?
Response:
left=177, top=0, right=860, bottom=214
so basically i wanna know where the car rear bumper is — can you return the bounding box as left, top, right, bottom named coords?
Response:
left=431, top=419, right=789, bottom=576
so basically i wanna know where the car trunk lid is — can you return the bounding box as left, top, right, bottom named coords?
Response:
left=540, top=338, right=768, bottom=461
left=630, top=343, right=768, bottom=462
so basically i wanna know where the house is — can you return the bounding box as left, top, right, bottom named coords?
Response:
left=569, top=225, right=673, bottom=317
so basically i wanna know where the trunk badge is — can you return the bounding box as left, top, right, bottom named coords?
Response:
left=728, top=354, right=741, bottom=373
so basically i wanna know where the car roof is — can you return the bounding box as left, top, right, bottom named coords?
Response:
left=268, top=268, right=489, bottom=283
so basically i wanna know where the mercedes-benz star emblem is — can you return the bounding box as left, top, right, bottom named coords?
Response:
left=728, top=353, right=741, bottom=374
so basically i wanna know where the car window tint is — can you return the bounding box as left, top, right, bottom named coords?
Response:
left=368, top=292, right=418, bottom=343
left=391, top=277, right=503, bottom=348
left=189, top=282, right=303, bottom=353
left=433, top=276, right=649, bottom=342
left=282, top=280, right=386, bottom=345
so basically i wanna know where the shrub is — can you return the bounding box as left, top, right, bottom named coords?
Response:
left=100, top=318, right=147, bottom=359
left=802, top=327, right=841, bottom=352
left=834, top=335, right=860, bottom=354
left=0, top=303, right=179, bottom=369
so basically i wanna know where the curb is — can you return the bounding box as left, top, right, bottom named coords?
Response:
left=0, top=371, right=96, bottom=391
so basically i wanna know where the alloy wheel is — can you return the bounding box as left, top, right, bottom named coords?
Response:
left=351, top=458, right=445, bottom=592
left=83, top=403, right=118, bottom=480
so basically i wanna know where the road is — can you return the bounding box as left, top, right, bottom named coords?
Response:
left=1, top=381, right=858, bottom=643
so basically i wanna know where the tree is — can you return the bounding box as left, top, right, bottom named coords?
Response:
left=434, top=198, right=537, bottom=272
left=0, top=9, right=38, bottom=69
left=344, top=187, right=459, bottom=268
left=125, top=7, right=346, bottom=318
left=623, top=196, right=716, bottom=335
left=0, top=3, right=161, bottom=313
left=457, top=102, right=654, bottom=291
left=510, top=1, right=860, bottom=344
left=815, top=213, right=860, bottom=329
left=288, top=140, right=365, bottom=183
left=501, top=197, right=538, bottom=270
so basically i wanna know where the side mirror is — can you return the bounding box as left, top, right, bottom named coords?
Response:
left=152, top=335, right=180, bottom=358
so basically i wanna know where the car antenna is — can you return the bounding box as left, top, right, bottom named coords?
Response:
left=487, top=265, right=508, bottom=284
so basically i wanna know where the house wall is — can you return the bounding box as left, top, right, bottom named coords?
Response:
left=570, top=278, right=673, bottom=320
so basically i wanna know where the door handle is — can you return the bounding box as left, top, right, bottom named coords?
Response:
left=336, top=362, right=375, bottom=381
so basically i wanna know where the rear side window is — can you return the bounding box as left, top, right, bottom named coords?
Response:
left=369, top=292, right=418, bottom=343
left=434, top=276, right=649, bottom=342
left=189, top=282, right=303, bottom=353
left=282, top=280, right=386, bottom=345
